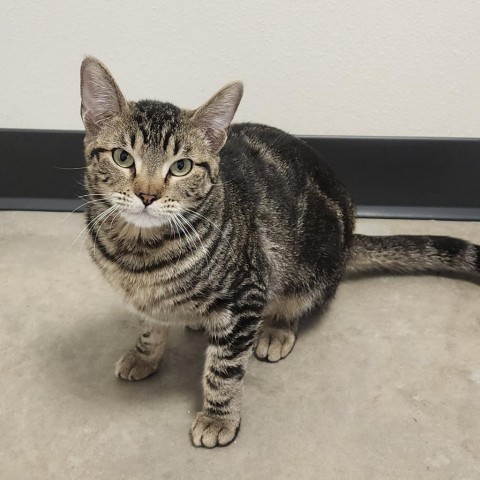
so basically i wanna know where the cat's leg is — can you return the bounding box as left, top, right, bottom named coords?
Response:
left=255, top=315, right=299, bottom=363
left=255, top=291, right=319, bottom=362
left=115, top=321, right=169, bottom=381
left=191, top=287, right=266, bottom=448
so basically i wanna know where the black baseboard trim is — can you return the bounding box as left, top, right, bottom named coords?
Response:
left=356, top=206, right=480, bottom=221
left=2, top=128, right=480, bottom=220
left=2, top=198, right=479, bottom=222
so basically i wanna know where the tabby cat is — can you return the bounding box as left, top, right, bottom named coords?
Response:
left=80, top=57, right=480, bottom=448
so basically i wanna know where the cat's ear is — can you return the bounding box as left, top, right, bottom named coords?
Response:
left=80, top=57, right=128, bottom=134
left=191, top=81, right=243, bottom=152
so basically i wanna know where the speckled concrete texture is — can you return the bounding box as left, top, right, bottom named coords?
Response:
left=1, top=211, right=479, bottom=479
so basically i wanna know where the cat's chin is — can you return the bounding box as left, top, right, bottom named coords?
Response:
left=120, top=210, right=170, bottom=229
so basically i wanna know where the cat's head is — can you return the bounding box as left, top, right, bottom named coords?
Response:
left=80, top=56, right=243, bottom=229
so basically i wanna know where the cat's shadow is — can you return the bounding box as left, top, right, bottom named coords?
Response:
left=45, top=270, right=471, bottom=411
left=39, top=308, right=206, bottom=412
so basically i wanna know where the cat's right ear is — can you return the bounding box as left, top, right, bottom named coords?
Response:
left=191, top=81, right=244, bottom=152
left=80, top=57, right=128, bottom=134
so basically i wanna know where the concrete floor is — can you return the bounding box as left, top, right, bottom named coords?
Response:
left=1, top=211, right=479, bottom=479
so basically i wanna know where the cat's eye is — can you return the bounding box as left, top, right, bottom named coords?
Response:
left=112, top=149, right=135, bottom=168
left=169, top=159, right=193, bottom=177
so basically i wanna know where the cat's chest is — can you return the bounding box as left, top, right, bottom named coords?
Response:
left=94, top=252, right=207, bottom=323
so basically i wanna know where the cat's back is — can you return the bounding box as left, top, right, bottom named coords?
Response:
left=222, top=123, right=349, bottom=202
left=220, top=123, right=354, bottom=224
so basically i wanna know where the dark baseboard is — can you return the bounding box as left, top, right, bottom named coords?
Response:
left=2, top=128, right=480, bottom=220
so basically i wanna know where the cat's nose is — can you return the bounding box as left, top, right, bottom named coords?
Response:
left=137, top=192, right=158, bottom=207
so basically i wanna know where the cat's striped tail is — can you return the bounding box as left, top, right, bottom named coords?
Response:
left=347, top=234, right=480, bottom=280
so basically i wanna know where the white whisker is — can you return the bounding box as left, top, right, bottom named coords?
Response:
left=61, top=198, right=109, bottom=223
left=179, top=207, right=234, bottom=256
left=176, top=212, right=212, bottom=271
left=71, top=204, right=117, bottom=249
left=93, top=205, right=120, bottom=255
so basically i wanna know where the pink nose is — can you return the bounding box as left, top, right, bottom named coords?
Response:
left=137, top=193, right=158, bottom=206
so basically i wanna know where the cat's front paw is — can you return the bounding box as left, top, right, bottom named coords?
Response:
left=115, top=349, right=160, bottom=381
left=190, top=413, right=240, bottom=448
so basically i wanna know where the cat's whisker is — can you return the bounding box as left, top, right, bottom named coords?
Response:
left=108, top=205, right=126, bottom=230
left=82, top=205, right=119, bottom=253
left=61, top=202, right=89, bottom=222
left=176, top=212, right=212, bottom=270
left=61, top=198, right=110, bottom=223
left=171, top=213, right=198, bottom=259
left=171, top=213, right=192, bottom=249
left=209, top=177, right=236, bottom=186
left=179, top=207, right=234, bottom=256
left=93, top=205, right=121, bottom=255
left=71, top=204, right=117, bottom=249
left=54, top=166, right=88, bottom=170
left=167, top=215, right=186, bottom=268
left=78, top=193, right=110, bottom=198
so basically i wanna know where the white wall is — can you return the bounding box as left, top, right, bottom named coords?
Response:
left=2, top=1, right=480, bottom=137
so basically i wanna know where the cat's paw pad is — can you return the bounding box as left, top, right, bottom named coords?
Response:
left=255, top=326, right=296, bottom=362
left=190, top=413, right=240, bottom=448
left=115, top=349, right=160, bottom=381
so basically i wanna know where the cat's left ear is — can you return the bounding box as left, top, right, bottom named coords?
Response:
left=191, top=81, right=243, bottom=152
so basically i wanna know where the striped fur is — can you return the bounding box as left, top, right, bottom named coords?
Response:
left=349, top=234, right=480, bottom=278
left=80, top=57, right=480, bottom=448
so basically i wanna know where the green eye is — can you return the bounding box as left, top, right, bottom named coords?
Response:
left=112, top=149, right=134, bottom=168
left=169, top=159, right=193, bottom=177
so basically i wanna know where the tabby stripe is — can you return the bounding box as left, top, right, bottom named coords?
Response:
left=157, top=224, right=221, bottom=284
left=90, top=216, right=210, bottom=273
left=475, top=246, right=480, bottom=272
left=90, top=147, right=110, bottom=160
left=213, top=262, right=236, bottom=286
left=210, top=364, right=245, bottom=380
left=178, top=262, right=236, bottom=302
left=139, top=125, right=150, bottom=144
left=218, top=332, right=257, bottom=359
left=173, top=138, right=181, bottom=156
left=164, top=213, right=213, bottom=247
left=136, top=236, right=167, bottom=249
left=206, top=375, right=220, bottom=390
left=166, top=215, right=228, bottom=282
left=431, top=236, right=468, bottom=259
left=229, top=302, right=265, bottom=316
left=130, top=133, right=136, bottom=149
left=220, top=339, right=256, bottom=360
left=162, top=130, right=172, bottom=152
left=232, top=277, right=267, bottom=296
left=201, top=247, right=237, bottom=288
left=213, top=318, right=259, bottom=347
left=205, top=406, right=230, bottom=417
left=86, top=211, right=122, bottom=262
left=91, top=231, right=186, bottom=273
left=206, top=295, right=234, bottom=313
left=162, top=235, right=223, bottom=285
left=207, top=397, right=232, bottom=409
left=164, top=227, right=191, bottom=242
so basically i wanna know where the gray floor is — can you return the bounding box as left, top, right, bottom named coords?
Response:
left=1, top=211, right=480, bottom=479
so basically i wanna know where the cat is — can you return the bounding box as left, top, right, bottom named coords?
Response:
left=80, top=56, right=480, bottom=448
